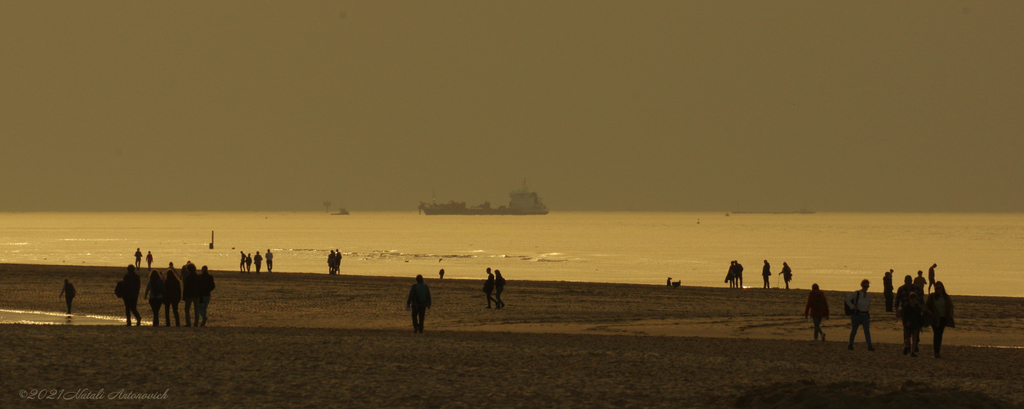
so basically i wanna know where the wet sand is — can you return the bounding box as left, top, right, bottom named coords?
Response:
left=1, top=263, right=1022, bottom=408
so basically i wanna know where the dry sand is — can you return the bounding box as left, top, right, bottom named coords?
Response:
left=1, top=263, right=1022, bottom=408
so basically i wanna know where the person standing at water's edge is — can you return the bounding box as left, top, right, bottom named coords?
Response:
left=245, top=253, right=253, bottom=273
left=883, top=270, right=895, bottom=312
left=846, top=279, right=874, bottom=351
left=59, top=279, right=76, bottom=314
left=780, top=262, right=793, bottom=290
left=144, top=270, right=165, bottom=326
left=265, top=249, right=273, bottom=273
left=406, top=274, right=431, bottom=333
left=495, top=270, right=507, bottom=309
left=254, top=251, right=263, bottom=274
left=761, top=260, right=771, bottom=289
left=327, top=250, right=336, bottom=275
left=926, top=281, right=955, bottom=358
left=146, top=251, right=153, bottom=270
left=122, top=265, right=142, bottom=326
left=134, top=248, right=143, bottom=269
left=928, top=264, right=937, bottom=294
left=734, top=261, right=744, bottom=288
left=804, top=283, right=829, bottom=341
left=196, top=266, right=215, bottom=327
left=483, top=268, right=497, bottom=308
left=239, top=251, right=246, bottom=273
left=439, top=269, right=444, bottom=280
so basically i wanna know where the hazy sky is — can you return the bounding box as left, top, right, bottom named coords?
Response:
left=2, top=2, right=1021, bottom=212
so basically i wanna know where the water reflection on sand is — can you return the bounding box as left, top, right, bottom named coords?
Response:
left=0, top=309, right=126, bottom=325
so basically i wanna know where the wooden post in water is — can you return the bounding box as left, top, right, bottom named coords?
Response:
left=209, top=231, right=214, bottom=249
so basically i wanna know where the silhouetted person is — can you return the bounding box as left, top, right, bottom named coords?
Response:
left=245, top=253, right=253, bottom=273
left=182, top=263, right=201, bottom=327
left=725, top=261, right=737, bottom=288
left=901, top=292, right=923, bottom=357
left=265, top=249, right=273, bottom=273
left=59, top=279, right=76, bottom=314
left=761, top=260, right=771, bottom=289
left=845, top=279, right=874, bottom=351
left=734, top=261, right=744, bottom=288
left=804, top=283, right=829, bottom=341
left=495, top=270, right=506, bottom=309
left=335, top=249, right=342, bottom=273
left=163, top=268, right=181, bottom=326
left=239, top=251, right=246, bottom=273
left=144, top=270, right=165, bottom=326
left=439, top=269, right=445, bottom=280
left=927, top=263, right=937, bottom=293
left=134, top=248, right=143, bottom=269
left=926, top=281, right=955, bottom=358
left=913, top=270, right=926, bottom=292
left=894, top=275, right=922, bottom=313
left=197, top=265, right=215, bottom=327
left=406, top=274, right=431, bottom=333
left=328, top=250, right=336, bottom=274
left=780, top=262, right=793, bottom=289
left=883, top=270, right=894, bottom=312
left=483, top=268, right=497, bottom=308
left=146, top=251, right=153, bottom=270
left=254, top=251, right=263, bottom=273
left=122, top=265, right=142, bottom=326
left=667, top=277, right=672, bottom=287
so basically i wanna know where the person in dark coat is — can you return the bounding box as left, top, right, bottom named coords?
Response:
left=163, top=268, right=182, bottom=326
left=239, top=251, right=247, bottom=273
left=883, top=270, right=895, bottom=312
left=122, top=265, right=142, bottom=326
left=483, top=268, right=497, bottom=308
left=59, top=279, right=76, bottom=314
left=761, top=260, right=772, bottom=289
left=144, top=270, right=165, bottom=326
left=494, top=270, right=507, bottom=309
left=780, top=262, right=792, bottom=289
left=182, top=263, right=201, bottom=327
left=254, top=251, right=263, bottom=273
left=197, top=265, right=216, bottom=327
left=134, top=248, right=143, bottom=269
left=804, top=283, right=830, bottom=341
left=406, top=274, right=431, bottom=333
left=245, top=254, right=253, bottom=273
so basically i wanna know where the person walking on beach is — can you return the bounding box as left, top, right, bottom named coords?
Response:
left=146, top=251, right=153, bottom=270
left=734, top=261, right=744, bottom=288
left=894, top=275, right=922, bottom=313
left=761, top=260, right=772, bottom=289
left=328, top=250, right=336, bottom=275
left=900, top=292, right=924, bottom=357
left=239, top=251, right=246, bottom=273
left=196, top=266, right=215, bottom=327
left=725, top=261, right=738, bottom=288
left=928, top=264, right=937, bottom=294
left=925, top=281, right=955, bottom=358
left=913, top=270, right=926, bottom=292
left=804, top=283, right=829, bottom=341
left=182, top=263, right=201, bottom=327
left=883, top=270, right=895, bottom=312
left=334, top=249, right=342, bottom=273
left=144, top=270, right=165, bottom=326
left=122, top=265, right=142, bottom=326
left=439, top=269, right=445, bottom=280
left=495, top=270, right=507, bottom=309
left=845, top=279, right=874, bottom=351
left=245, top=253, right=253, bottom=273
left=406, top=274, right=431, bottom=333
left=163, top=268, right=181, bottom=326
left=780, top=262, right=793, bottom=290
left=134, top=248, right=143, bottom=269
left=59, top=279, right=76, bottom=314
left=483, top=268, right=497, bottom=308
left=265, top=249, right=273, bottom=273
left=254, top=251, right=263, bottom=274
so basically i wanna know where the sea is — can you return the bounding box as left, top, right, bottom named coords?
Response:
left=1, top=212, right=1021, bottom=298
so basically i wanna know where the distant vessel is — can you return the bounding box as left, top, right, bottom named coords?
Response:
left=418, top=183, right=549, bottom=215
left=731, top=209, right=816, bottom=215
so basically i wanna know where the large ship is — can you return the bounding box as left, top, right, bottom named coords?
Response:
left=418, top=183, right=549, bottom=215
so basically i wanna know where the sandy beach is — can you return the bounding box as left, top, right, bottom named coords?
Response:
left=2, top=263, right=1022, bottom=408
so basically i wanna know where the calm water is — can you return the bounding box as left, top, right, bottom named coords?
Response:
left=0, top=212, right=1021, bottom=297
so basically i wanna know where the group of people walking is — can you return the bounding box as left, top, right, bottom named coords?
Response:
left=327, top=249, right=342, bottom=274
left=239, top=250, right=272, bottom=273
left=134, top=248, right=155, bottom=270
left=402, top=267, right=511, bottom=333
left=483, top=268, right=506, bottom=309
left=723, top=260, right=793, bottom=289
left=805, top=263, right=954, bottom=358
left=116, top=262, right=216, bottom=327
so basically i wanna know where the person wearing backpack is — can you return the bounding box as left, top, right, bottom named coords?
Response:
left=59, top=279, right=76, bottom=314
left=803, top=283, right=829, bottom=341
left=144, top=270, right=165, bottom=326
left=122, top=265, right=142, bottom=326
left=845, top=279, right=874, bottom=351
left=406, top=274, right=432, bottom=333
